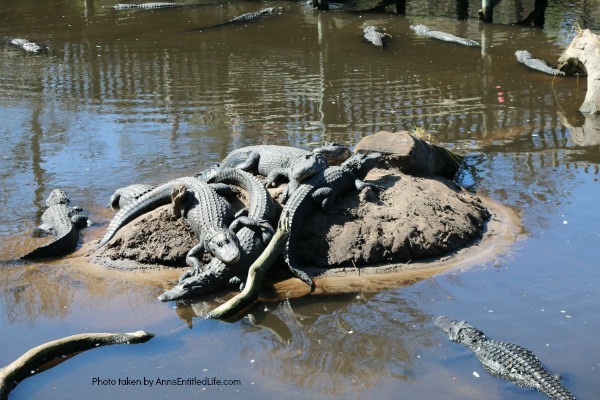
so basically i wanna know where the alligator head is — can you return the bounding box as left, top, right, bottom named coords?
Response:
left=409, top=24, right=431, bottom=35
left=342, top=152, right=382, bottom=179
left=204, top=227, right=241, bottom=264
left=46, top=189, right=70, bottom=206
left=435, top=316, right=486, bottom=349
left=313, top=142, right=352, bottom=166
left=290, top=153, right=328, bottom=181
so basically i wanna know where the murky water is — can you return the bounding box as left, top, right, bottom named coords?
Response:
left=1, top=0, right=599, bottom=398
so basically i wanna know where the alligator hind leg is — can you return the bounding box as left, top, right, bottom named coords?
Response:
left=233, top=151, right=260, bottom=173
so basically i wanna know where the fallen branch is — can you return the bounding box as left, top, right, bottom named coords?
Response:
left=0, top=331, right=153, bottom=400
left=209, top=211, right=291, bottom=320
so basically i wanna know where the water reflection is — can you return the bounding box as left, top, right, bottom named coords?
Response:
left=177, top=293, right=435, bottom=395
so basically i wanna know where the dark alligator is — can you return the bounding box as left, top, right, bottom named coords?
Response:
left=97, top=177, right=242, bottom=266
left=363, top=26, right=391, bottom=47
left=112, top=2, right=202, bottom=10
left=21, top=189, right=88, bottom=259
left=109, top=183, right=154, bottom=209
left=220, top=143, right=351, bottom=188
left=515, top=50, right=565, bottom=76
left=410, top=24, right=480, bottom=47
left=8, top=38, right=44, bottom=53
left=435, top=316, right=576, bottom=400
left=159, top=168, right=275, bottom=301
left=282, top=152, right=383, bottom=288
left=191, top=7, right=283, bottom=30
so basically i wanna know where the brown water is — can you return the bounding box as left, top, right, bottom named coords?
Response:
left=1, top=0, right=599, bottom=399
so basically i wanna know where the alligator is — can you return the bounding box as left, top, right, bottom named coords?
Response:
left=109, top=183, right=154, bottom=209
left=515, top=50, right=565, bottom=76
left=191, top=7, right=283, bottom=30
left=363, top=26, right=391, bottom=47
left=9, top=39, right=44, bottom=53
left=219, top=143, right=351, bottom=188
left=159, top=168, right=275, bottom=301
left=282, top=152, right=383, bottom=288
left=21, top=189, right=88, bottom=259
left=97, top=177, right=242, bottom=267
left=410, top=24, right=480, bottom=47
left=112, top=2, right=203, bottom=10
left=435, top=316, right=576, bottom=400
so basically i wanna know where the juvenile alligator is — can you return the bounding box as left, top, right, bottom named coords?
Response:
left=363, top=26, right=391, bottom=48
left=97, top=177, right=242, bottom=266
left=9, top=39, right=43, bottom=53
left=220, top=143, right=351, bottom=188
left=410, top=24, right=480, bottom=47
left=159, top=168, right=275, bottom=301
left=435, top=316, right=576, bottom=400
left=112, top=2, right=202, bottom=10
left=21, top=189, right=88, bottom=259
left=191, top=7, right=283, bottom=30
left=282, top=152, right=383, bottom=288
left=515, top=50, right=565, bottom=76
left=109, top=183, right=154, bottom=209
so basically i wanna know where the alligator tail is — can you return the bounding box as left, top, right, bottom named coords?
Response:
left=21, top=227, right=80, bottom=259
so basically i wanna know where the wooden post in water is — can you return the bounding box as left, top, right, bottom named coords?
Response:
left=479, top=0, right=494, bottom=22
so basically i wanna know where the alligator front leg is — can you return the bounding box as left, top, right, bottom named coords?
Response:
left=229, top=217, right=274, bottom=243
left=264, top=168, right=289, bottom=188
left=354, top=178, right=385, bottom=192
left=233, top=151, right=260, bottom=173
left=184, top=242, right=206, bottom=277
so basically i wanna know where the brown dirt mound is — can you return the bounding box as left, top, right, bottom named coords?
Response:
left=296, top=168, right=489, bottom=270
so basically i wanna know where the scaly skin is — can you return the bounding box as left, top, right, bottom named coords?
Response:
left=282, top=152, right=383, bottom=288
left=515, top=50, right=565, bottom=76
left=109, top=183, right=154, bottom=209
left=220, top=143, right=351, bottom=188
left=363, top=26, right=391, bottom=47
left=21, top=189, right=88, bottom=259
left=436, top=316, right=576, bottom=400
left=410, top=24, right=480, bottom=47
left=97, top=177, right=241, bottom=265
left=159, top=168, right=275, bottom=301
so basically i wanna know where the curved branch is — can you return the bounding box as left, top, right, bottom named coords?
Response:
left=209, top=211, right=291, bottom=320
left=0, top=331, right=153, bottom=400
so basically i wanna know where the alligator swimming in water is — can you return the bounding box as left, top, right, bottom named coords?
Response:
left=435, top=316, right=576, bottom=400
left=363, top=26, right=391, bottom=47
left=282, top=152, right=383, bottom=288
left=21, top=189, right=88, bottom=259
left=97, top=177, right=242, bottom=266
left=515, top=50, right=565, bottom=76
left=109, top=183, right=154, bottom=209
left=191, top=7, right=283, bottom=30
left=410, top=24, right=480, bottom=47
left=8, top=38, right=44, bottom=53
left=159, top=168, right=275, bottom=301
left=220, top=143, right=351, bottom=188
left=112, top=2, right=204, bottom=10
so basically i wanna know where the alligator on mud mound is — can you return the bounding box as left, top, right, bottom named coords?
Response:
left=159, top=168, right=275, bottom=301
left=21, top=189, right=88, bottom=259
left=436, top=316, right=576, bottom=400
left=410, top=24, right=480, bottom=47
left=515, top=50, right=565, bottom=76
left=98, top=177, right=246, bottom=268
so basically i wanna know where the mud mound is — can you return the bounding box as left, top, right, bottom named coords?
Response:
left=296, top=168, right=489, bottom=270
left=94, top=205, right=196, bottom=269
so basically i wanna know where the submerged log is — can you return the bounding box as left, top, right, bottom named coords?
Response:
left=558, top=29, right=600, bottom=114
left=0, top=331, right=153, bottom=400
